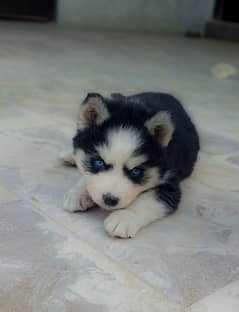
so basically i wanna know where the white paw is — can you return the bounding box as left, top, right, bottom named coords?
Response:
left=63, top=189, right=95, bottom=212
left=104, top=210, right=140, bottom=238
left=79, top=193, right=96, bottom=211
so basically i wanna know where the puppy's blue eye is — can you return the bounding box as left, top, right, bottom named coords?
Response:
left=129, top=167, right=142, bottom=178
left=93, top=159, right=105, bottom=171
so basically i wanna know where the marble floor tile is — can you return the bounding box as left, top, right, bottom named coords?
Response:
left=0, top=21, right=239, bottom=310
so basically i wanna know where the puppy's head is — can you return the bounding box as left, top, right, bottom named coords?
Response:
left=74, top=93, right=174, bottom=210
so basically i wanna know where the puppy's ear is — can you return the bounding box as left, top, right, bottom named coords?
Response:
left=145, top=111, right=174, bottom=147
left=77, top=93, right=110, bottom=129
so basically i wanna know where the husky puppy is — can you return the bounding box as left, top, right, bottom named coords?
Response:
left=63, top=92, right=199, bottom=238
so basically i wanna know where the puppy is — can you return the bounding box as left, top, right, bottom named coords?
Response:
left=63, top=92, right=199, bottom=238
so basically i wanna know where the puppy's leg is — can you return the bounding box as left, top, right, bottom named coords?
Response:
left=63, top=177, right=95, bottom=212
left=104, top=184, right=180, bottom=238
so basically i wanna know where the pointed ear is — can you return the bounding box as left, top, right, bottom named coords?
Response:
left=77, top=93, right=110, bottom=129
left=145, top=111, right=174, bottom=147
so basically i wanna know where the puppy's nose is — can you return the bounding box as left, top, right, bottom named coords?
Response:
left=103, top=193, right=119, bottom=207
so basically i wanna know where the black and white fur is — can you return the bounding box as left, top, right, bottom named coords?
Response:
left=63, top=92, right=199, bottom=238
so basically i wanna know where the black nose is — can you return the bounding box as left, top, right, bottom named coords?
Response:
left=103, top=193, right=119, bottom=207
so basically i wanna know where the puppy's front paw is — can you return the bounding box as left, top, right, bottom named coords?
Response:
left=63, top=189, right=94, bottom=212
left=80, top=193, right=96, bottom=211
left=63, top=189, right=81, bottom=212
left=104, top=210, right=140, bottom=238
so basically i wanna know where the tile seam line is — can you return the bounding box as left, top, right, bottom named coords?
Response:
left=185, top=278, right=239, bottom=311
left=27, top=197, right=181, bottom=309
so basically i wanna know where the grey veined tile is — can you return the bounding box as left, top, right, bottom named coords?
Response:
left=0, top=200, right=180, bottom=312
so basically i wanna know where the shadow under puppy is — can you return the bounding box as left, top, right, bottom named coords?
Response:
left=63, top=92, right=199, bottom=238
